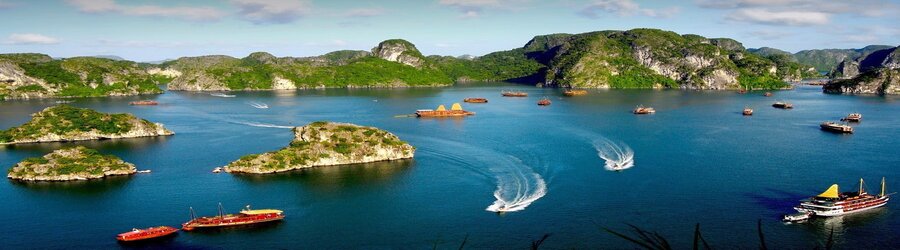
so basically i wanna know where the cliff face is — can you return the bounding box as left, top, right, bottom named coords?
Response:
left=0, top=54, right=166, bottom=100
left=824, top=46, right=900, bottom=95
left=7, top=146, right=136, bottom=181
left=830, top=47, right=899, bottom=79
left=372, top=39, right=425, bottom=68
left=0, top=105, right=173, bottom=145
left=225, top=122, right=414, bottom=174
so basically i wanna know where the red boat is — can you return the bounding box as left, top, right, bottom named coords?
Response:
left=116, top=226, right=178, bottom=242
left=537, top=98, right=551, bottom=106
left=182, top=204, right=284, bottom=231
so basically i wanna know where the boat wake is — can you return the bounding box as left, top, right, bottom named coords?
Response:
left=232, top=121, right=293, bottom=129
left=247, top=101, right=269, bottom=109
left=210, top=93, right=236, bottom=98
left=484, top=155, right=547, bottom=213
left=593, top=138, right=635, bottom=171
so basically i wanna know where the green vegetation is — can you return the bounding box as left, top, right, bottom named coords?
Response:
left=430, top=48, right=544, bottom=82
left=7, top=146, right=134, bottom=178
left=0, top=105, right=141, bottom=143
left=0, top=54, right=164, bottom=99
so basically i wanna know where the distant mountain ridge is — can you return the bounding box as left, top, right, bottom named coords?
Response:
left=824, top=45, right=900, bottom=95
left=748, top=45, right=894, bottom=73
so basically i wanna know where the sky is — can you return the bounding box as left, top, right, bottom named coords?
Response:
left=0, top=0, right=898, bottom=62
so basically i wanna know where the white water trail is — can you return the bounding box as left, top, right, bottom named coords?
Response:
left=231, top=121, right=294, bottom=129
left=592, top=138, right=635, bottom=171
left=247, top=101, right=269, bottom=109
left=484, top=156, right=548, bottom=213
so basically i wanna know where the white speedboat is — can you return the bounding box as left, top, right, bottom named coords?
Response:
left=210, top=93, right=236, bottom=98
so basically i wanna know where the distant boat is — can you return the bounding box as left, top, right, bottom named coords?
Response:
left=416, top=103, right=474, bottom=117
left=820, top=122, right=853, bottom=133
left=210, top=93, right=236, bottom=98
left=537, top=98, right=551, bottom=106
left=772, top=101, right=793, bottom=109
left=212, top=167, right=223, bottom=173
left=116, top=226, right=178, bottom=242
left=247, top=102, right=269, bottom=109
left=841, top=113, right=862, bottom=122
left=563, top=89, right=588, bottom=96
left=794, top=178, right=889, bottom=217
left=129, top=100, right=158, bottom=106
left=182, top=204, right=284, bottom=231
left=764, top=92, right=773, bottom=97
left=55, top=100, right=74, bottom=104
left=782, top=212, right=810, bottom=223
left=633, top=105, right=656, bottom=114
left=463, top=98, right=488, bottom=103
left=501, top=91, right=528, bottom=97
left=136, top=170, right=151, bottom=174
left=743, top=107, right=753, bottom=116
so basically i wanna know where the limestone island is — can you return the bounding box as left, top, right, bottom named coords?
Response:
left=0, top=105, right=173, bottom=145
left=224, top=122, right=414, bottom=174
left=7, top=146, right=137, bottom=181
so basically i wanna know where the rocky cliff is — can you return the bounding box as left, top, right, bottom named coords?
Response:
left=830, top=46, right=899, bottom=79
left=0, top=105, right=173, bottom=145
left=7, top=146, right=136, bottom=181
left=0, top=54, right=167, bottom=100
left=224, top=122, right=414, bottom=174
left=824, top=46, right=900, bottom=95
left=372, top=39, right=425, bottom=68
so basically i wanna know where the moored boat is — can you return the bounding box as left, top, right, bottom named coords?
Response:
left=743, top=107, right=753, bottom=116
left=182, top=204, right=284, bottom=231
left=416, top=103, right=474, bottom=117
left=463, top=98, right=488, bottom=103
left=794, top=178, right=890, bottom=217
left=129, top=100, right=159, bottom=106
left=563, top=89, right=588, bottom=96
left=782, top=212, right=811, bottom=223
left=116, top=226, right=178, bottom=242
left=841, top=113, right=862, bottom=122
left=537, top=98, right=551, bottom=106
left=820, top=122, right=853, bottom=133
left=772, top=101, right=793, bottom=109
left=764, top=92, right=773, bottom=97
left=501, top=91, right=528, bottom=97
left=632, top=105, right=655, bottom=114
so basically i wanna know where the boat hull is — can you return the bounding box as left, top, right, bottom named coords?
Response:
left=182, top=214, right=285, bottom=231
left=116, top=226, right=179, bottom=242
left=795, top=196, right=889, bottom=217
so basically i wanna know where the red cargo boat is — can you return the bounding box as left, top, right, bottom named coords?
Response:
left=116, top=226, right=178, bottom=242
left=182, top=204, right=284, bottom=231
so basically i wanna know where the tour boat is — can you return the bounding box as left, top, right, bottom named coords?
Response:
left=794, top=178, right=890, bottom=217
left=182, top=204, right=284, bottom=231
left=743, top=107, right=753, bottom=116
left=416, top=103, right=474, bottom=117
left=537, top=98, right=551, bottom=106
left=563, top=89, right=588, bottom=96
left=782, top=212, right=811, bottom=223
left=633, top=105, right=656, bottom=114
left=841, top=113, right=862, bottom=122
left=210, top=93, right=236, bottom=98
left=116, top=226, right=178, bottom=242
left=501, top=91, right=528, bottom=97
left=772, top=101, right=793, bottom=109
left=463, top=98, right=488, bottom=103
left=129, top=100, right=158, bottom=106
left=820, top=122, right=853, bottom=133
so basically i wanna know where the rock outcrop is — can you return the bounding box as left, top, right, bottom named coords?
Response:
left=0, top=105, right=173, bottom=145
left=371, top=39, right=424, bottom=68
left=7, top=146, right=136, bottom=181
left=824, top=68, right=900, bottom=95
left=224, top=122, right=414, bottom=174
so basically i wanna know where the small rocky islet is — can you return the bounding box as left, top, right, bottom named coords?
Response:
left=224, top=122, right=415, bottom=174
left=0, top=105, right=173, bottom=145
left=7, top=146, right=136, bottom=181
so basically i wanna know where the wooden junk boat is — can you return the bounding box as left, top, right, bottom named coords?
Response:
left=182, top=204, right=284, bottom=231
left=537, top=98, right=551, bottom=106
left=794, top=178, right=890, bottom=217
left=820, top=122, right=853, bottom=133
left=841, top=113, right=862, bottom=122
left=129, top=100, right=159, bottom=106
left=563, top=89, right=588, bottom=96
left=116, top=226, right=178, bottom=242
left=501, top=91, right=528, bottom=97
left=772, top=101, right=793, bottom=109
left=743, top=107, right=753, bottom=116
left=463, top=98, right=488, bottom=103
left=632, top=105, right=656, bottom=114
left=416, top=103, right=474, bottom=117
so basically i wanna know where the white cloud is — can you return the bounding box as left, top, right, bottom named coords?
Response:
left=5, top=33, right=60, bottom=45
left=65, top=0, right=225, bottom=21
left=438, top=0, right=520, bottom=18
left=747, top=30, right=792, bottom=40
left=231, top=0, right=311, bottom=24
left=579, top=0, right=679, bottom=19
left=342, top=8, right=385, bottom=18
left=728, top=8, right=829, bottom=26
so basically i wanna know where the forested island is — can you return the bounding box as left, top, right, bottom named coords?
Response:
left=7, top=146, right=137, bottom=181
left=0, top=105, right=173, bottom=145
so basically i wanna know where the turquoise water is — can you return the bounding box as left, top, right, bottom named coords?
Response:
left=1, top=83, right=898, bottom=249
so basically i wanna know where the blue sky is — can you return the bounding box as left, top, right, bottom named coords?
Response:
left=1, top=0, right=898, bottom=61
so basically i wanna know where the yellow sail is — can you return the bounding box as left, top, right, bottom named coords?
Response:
left=451, top=103, right=463, bottom=111
left=817, top=184, right=840, bottom=198
left=436, top=105, right=447, bottom=111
